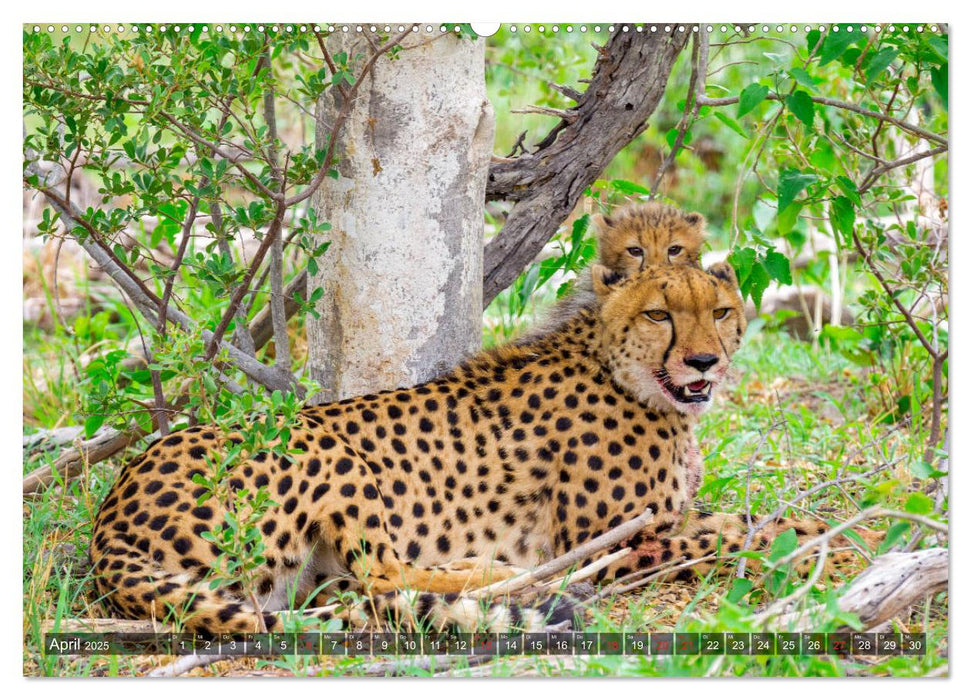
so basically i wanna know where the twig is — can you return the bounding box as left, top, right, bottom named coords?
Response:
left=510, top=105, right=577, bottom=122
left=210, top=201, right=257, bottom=356
left=859, top=146, right=948, bottom=194
left=736, top=419, right=785, bottom=577
left=650, top=29, right=702, bottom=196
left=261, top=45, right=294, bottom=380
left=584, top=553, right=720, bottom=604
left=469, top=508, right=654, bottom=599
left=505, top=130, right=528, bottom=158
left=753, top=538, right=831, bottom=622
left=542, top=547, right=632, bottom=590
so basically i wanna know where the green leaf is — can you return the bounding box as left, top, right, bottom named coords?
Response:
left=84, top=414, right=105, bottom=439
left=768, top=528, right=798, bottom=563
left=737, top=83, right=769, bottom=118
left=726, top=577, right=753, bottom=604
left=835, top=176, right=862, bottom=206
left=788, top=67, right=819, bottom=91
left=830, top=196, right=856, bottom=245
left=609, top=179, right=651, bottom=196
left=727, top=247, right=757, bottom=287
left=819, top=26, right=857, bottom=66
left=777, top=168, right=818, bottom=212
left=904, top=493, right=934, bottom=515
left=878, top=521, right=911, bottom=554
left=931, top=65, right=948, bottom=110
left=776, top=201, right=802, bottom=237
left=786, top=90, right=815, bottom=127
left=713, top=111, right=749, bottom=139
left=908, top=460, right=941, bottom=480
left=806, top=29, right=822, bottom=54
left=763, top=250, right=792, bottom=285
left=744, top=262, right=771, bottom=310
left=865, top=47, right=898, bottom=84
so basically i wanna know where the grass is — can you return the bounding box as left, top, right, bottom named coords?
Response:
left=22, top=268, right=948, bottom=677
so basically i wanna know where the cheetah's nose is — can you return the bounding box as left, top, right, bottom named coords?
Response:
left=684, top=353, right=718, bottom=372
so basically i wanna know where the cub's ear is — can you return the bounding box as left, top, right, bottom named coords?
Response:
left=591, top=264, right=627, bottom=298
left=593, top=213, right=615, bottom=242
left=707, top=261, right=738, bottom=288
left=684, top=211, right=706, bottom=230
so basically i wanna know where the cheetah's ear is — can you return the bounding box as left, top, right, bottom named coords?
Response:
left=593, top=213, right=615, bottom=241
left=707, top=261, right=738, bottom=288
left=592, top=264, right=626, bottom=298
left=684, top=211, right=706, bottom=230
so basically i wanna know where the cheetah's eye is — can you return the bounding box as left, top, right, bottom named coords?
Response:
left=627, top=246, right=644, bottom=257
left=667, top=245, right=683, bottom=256
left=644, top=310, right=670, bottom=322
left=713, top=308, right=731, bottom=320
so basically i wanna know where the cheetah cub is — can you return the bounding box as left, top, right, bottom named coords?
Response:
left=524, top=201, right=706, bottom=340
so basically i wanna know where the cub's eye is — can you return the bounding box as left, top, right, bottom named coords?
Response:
left=627, top=246, right=644, bottom=257
left=644, top=310, right=670, bottom=322
left=667, top=245, right=683, bottom=256
left=713, top=308, right=731, bottom=320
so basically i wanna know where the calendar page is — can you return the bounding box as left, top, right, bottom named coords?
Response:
left=22, top=20, right=948, bottom=679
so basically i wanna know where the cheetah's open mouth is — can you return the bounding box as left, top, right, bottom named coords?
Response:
left=655, top=372, right=712, bottom=404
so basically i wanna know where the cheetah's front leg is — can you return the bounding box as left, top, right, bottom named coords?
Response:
left=589, top=511, right=877, bottom=584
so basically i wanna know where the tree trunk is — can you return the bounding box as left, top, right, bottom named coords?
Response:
left=309, top=33, right=495, bottom=402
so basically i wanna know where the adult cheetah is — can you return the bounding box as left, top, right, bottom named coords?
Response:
left=91, top=262, right=867, bottom=634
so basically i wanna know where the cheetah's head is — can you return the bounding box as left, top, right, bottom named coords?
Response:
left=593, top=261, right=746, bottom=416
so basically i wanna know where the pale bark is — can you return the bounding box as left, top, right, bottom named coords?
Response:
left=309, top=33, right=494, bottom=401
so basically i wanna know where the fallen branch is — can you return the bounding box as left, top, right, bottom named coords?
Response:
left=42, top=618, right=172, bottom=634
left=23, top=426, right=87, bottom=453
left=148, top=654, right=231, bottom=677
left=24, top=426, right=154, bottom=497
left=755, top=547, right=948, bottom=631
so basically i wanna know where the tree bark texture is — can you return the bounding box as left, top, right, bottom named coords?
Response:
left=309, top=33, right=495, bottom=402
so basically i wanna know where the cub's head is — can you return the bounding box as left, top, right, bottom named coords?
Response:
left=594, top=261, right=746, bottom=416
left=597, top=202, right=706, bottom=274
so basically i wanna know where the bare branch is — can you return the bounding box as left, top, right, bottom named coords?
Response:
left=650, top=31, right=702, bottom=196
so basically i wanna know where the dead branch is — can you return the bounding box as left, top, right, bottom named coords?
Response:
left=755, top=547, right=947, bottom=631
left=24, top=425, right=153, bottom=496
left=148, top=654, right=231, bottom=677
left=41, top=618, right=172, bottom=634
